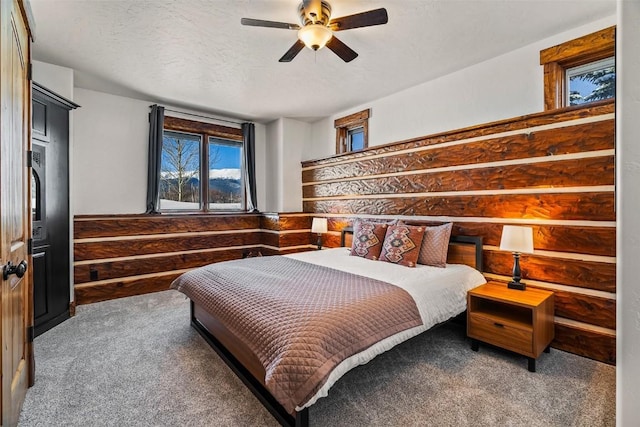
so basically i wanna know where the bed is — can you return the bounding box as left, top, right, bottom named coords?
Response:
left=171, top=226, right=485, bottom=427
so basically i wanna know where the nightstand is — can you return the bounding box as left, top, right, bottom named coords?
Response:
left=467, top=282, right=554, bottom=372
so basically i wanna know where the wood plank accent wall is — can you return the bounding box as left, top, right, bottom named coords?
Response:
left=73, top=213, right=313, bottom=305
left=301, top=100, right=616, bottom=365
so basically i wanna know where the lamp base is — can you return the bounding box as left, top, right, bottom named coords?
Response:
left=507, top=280, right=526, bottom=291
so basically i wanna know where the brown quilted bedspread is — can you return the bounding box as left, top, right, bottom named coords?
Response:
left=171, top=256, right=422, bottom=413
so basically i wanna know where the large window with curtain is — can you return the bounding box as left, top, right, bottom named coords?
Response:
left=159, top=116, right=246, bottom=212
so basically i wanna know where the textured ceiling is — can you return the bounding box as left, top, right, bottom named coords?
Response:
left=29, top=0, right=615, bottom=123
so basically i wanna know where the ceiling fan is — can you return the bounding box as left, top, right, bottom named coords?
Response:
left=241, top=0, right=388, bottom=63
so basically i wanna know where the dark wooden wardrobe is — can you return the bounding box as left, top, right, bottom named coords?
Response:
left=32, top=83, right=79, bottom=336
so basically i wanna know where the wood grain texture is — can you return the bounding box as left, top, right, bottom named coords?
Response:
left=164, top=116, right=243, bottom=141
left=553, top=323, right=615, bottom=365
left=303, top=120, right=613, bottom=183
left=74, top=273, right=182, bottom=305
left=302, top=101, right=614, bottom=169
left=74, top=248, right=249, bottom=284
left=300, top=102, right=615, bottom=365
left=453, top=223, right=615, bottom=257
left=323, top=221, right=614, bottom=257
left=484, top=250, right=615, bottom=292
left=485, top=279, right=616, bottom=329
left=540, top=26, right=615, bottom=65
left=322, top=234, right=344, bottom=249
left=280, top=232, right=314, bottom=247
left=304, top=192, right=614, bottom=222
left=74, top=232, right=261, bottom=261
left=260, top=231, right=281, bottom=248
left=334, top=108, right=370, bottom=127
left=260, top=214, right=311, bottom=231
left=278, top=216, right=312, bottom=231
left=543, top=62, right=566, bottom=111
left=261, top=231, right=314, bottom=248
left=73, top=213, right=314, bottom=306
left=552, top=290, right=616, bottom=330
left=75, top=214, right=260, bottom=239
left=303, top=156, right=614, bottom=198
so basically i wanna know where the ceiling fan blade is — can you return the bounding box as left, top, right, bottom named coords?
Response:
left=326, top=36, right=358, bottom=62
left=329, top=8, right=388, bottom=31
left=241, top=18, right=300, bottom=30
left=279, top=40, right=306, bottom=62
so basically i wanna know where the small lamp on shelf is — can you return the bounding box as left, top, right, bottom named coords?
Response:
left=311, top=218, right=328, bottom=250
left=499, top=225, right=534, bottom=290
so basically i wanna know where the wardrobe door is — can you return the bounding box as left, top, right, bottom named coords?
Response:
left=32, top=86, right=77, bottom=336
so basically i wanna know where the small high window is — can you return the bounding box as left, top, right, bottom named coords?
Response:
left=347, top=127, right=365, bottom=151
left=335, top=109, right=370, bottom=154
left=567, top=57, right=615, bottom=106
left=540, top=26, right=615, bottom=110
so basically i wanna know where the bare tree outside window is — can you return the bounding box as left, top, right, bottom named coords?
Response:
left=160, top=132, right=201, bottom=209
left=158, top=116, right=247, bottom=212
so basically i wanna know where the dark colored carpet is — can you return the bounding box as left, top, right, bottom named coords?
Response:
left=19, top=290, right=615, bottom=426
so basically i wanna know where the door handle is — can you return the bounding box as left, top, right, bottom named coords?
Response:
left=3, top=260, right=28, bottom=280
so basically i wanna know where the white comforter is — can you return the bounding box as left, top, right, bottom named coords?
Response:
left=285, top=247, right=487, bottom=409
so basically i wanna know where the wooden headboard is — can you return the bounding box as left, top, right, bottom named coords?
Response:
left=340, top=226, right=483, bottom=272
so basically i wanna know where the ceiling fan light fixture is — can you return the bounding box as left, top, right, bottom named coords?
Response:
left=298, top=24, right=333, bottom=51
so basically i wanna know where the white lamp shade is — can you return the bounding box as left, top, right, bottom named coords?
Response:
left=311, top=218, right=328, bottom=234
left=499, top=225, right=534, bottom=254
left=298, top=24, right=333, bottom=50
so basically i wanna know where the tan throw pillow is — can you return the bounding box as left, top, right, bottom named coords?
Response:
left=418, top=223, right=453, bottom=267
left=379, top=224, right=426, bottom=267
left=350, top=220, right=391, bottom=260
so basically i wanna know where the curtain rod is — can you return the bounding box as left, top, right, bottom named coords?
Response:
left=152, top=105, right=247, bottom=125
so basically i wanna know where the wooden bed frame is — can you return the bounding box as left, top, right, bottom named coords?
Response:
left=190, top=227, right=483, bottom=427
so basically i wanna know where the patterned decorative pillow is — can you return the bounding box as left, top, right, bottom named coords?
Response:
left=418, top=223, right=453, bottom=267
left=350, top=220, right=392, bottom=260
left=379, top=224, right=426, bottom=267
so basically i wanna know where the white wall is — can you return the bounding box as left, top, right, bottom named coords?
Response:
left=264, top=118, right=282, bottom=212
left=254, top=122, right=267, bottom=212
left=72, top=88, right=268, bottom=215
left=280, top=118, right=307, bottom=212
left=73, top=88, right=150, bottom=214
left=304, top=15, right=616, bottom=162
left=263, top=118, right=309, bottom=212
left=617, top=1, right=640, bottom=425
left=32, top=60, right=73, bottom=100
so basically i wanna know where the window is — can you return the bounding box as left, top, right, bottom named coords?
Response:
left=540, top=26, right=615, bottom=110
left=335, top=108, right=370, bottom=154
left=160, top=131, right=202, bottom=211
left=160, top=116, right=245, bottom=212
left=208, top=137, right=243, bottom=210
left=347, top=127, right=365, bottom=151
left=567, top=57, right=615, bottom=106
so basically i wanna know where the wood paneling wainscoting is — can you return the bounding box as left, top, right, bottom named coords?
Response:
left=73, top=213, right=313, bottom=305
left=301, top=100, right=615, bottom=365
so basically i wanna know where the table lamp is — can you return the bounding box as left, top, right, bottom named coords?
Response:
left=499, top=225, right=534, bottom=290
left=311, top=218, right=328, bottom=250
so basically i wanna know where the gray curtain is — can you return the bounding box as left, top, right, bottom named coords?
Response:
left=242, top=122, right=258, bottom=212
left=145, top=105, right=164, bottom=213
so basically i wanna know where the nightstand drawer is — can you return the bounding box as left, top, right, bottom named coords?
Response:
left=468, top=313, right=533, bottom=355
